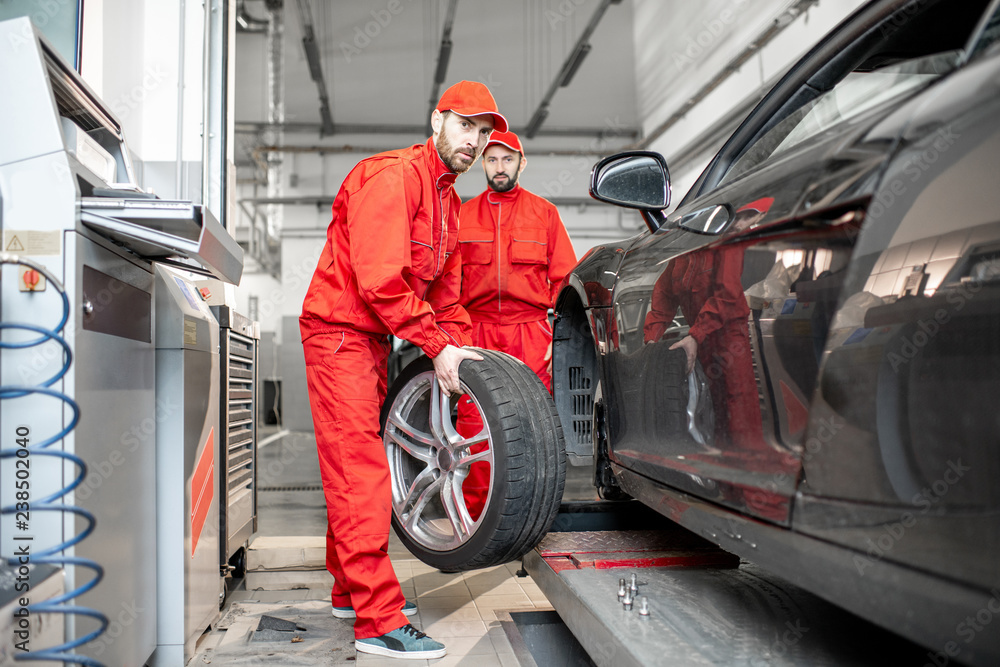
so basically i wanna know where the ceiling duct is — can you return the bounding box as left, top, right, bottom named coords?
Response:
left=524, top=0, right=616, bottom=138
left=295, top=0, right=334, bottom=136
left=426, top=0, right=459, bottom=134
left=235, top=120, right=641, bottom=141
left=560, top=42, right=591, bottom=87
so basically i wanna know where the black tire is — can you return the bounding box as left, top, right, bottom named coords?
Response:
left=380, top=349, right=566, bottom=572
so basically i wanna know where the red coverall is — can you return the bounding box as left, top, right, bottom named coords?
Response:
left=300, top=138, right=472, bottom=639
left=456, top=185, right=577, bottom=517
left=642, top=245, right=764, bottom=450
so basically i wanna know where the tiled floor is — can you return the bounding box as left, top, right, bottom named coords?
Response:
left=190, top=428, right=578, bottom=666
left=198, top=539, right=551, bottom=665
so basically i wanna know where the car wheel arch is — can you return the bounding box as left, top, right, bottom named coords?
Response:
left=553, top=287, right=602, bottom=468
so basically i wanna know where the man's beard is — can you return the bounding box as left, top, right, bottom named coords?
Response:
left=488, top=168, right=520, bottom=193
left=435, top=131, right=476, bottom=174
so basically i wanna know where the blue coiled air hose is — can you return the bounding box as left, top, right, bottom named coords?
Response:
left=0, top=254, right=108, bottom=666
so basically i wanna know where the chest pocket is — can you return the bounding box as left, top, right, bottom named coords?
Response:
left=459, top=226, right=494, bottom=265
left=408, top=209, right=437, bottom=281
left=511, top=227, right=548, bottom=265
left=682, top=251, right=717, bottom=294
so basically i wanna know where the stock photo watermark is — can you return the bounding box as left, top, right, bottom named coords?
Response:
left=867, top=125, right=962, bottom=223
left=852, top=458, right=969, bottom=576
left=923, top=588, right=1000, bottom=667
left=340, top=0, right=417, bottom=64
left=666, top=0, right=754, bottom=73
left=5, top=0, right=76, bottom=49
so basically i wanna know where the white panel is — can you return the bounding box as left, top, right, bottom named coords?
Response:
left=80, top=0, right=103, bottom=93
left=95, top=0, right=146, bottom=155
left=139, top=0, right=181, bottom=160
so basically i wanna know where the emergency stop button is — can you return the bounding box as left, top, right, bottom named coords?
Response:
left=19, top=267, right=46, bottom=292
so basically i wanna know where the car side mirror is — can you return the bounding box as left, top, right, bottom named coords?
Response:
left=589, top=152, right=671, bottom=231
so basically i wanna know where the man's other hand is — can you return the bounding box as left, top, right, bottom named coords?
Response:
left=432, top=345, right=484, bottom=394
left=669, top=335, right=698, bottom=375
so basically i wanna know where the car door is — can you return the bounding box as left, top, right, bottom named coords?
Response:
left=602, top=0, right=987, bottom=525
left=793, top=21, right=1000, bottom=599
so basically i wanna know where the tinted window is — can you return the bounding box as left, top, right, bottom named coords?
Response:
left=968, top=1, right=1000, bottom=59
left=720, top=51, right=960, bottom=187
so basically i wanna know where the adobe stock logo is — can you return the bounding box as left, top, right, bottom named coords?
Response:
left=339, top=0, right=415, bottom=64
left=852, top=459, right=970, bottom=576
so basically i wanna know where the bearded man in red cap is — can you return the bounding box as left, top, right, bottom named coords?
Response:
left=455, top=130, right=577, bottom=519
left=299, top=81, right=506, bottom=660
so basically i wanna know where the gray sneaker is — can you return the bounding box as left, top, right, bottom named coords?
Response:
left=355, top=623, right=446, bottom=660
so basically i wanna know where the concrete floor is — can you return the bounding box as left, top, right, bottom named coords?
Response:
left=190, top=428, right=597, bottom=666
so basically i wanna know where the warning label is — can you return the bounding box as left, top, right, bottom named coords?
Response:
left=3, top=230, right=61, bottom=256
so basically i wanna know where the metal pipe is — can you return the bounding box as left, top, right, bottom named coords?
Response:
left=426, top=0, right=459, bottom=133
left=560, top=42, right=591, bottom=88
left=525, top=0, right=616, bottom=138
left=239, top=200, right=259, bottom=258
left=234, top=120, right=640, bottom=139
left=265, top=0, right=284, bottom=239
left=251, top=144, right=611, bottom=158
left=240, top=195, right=613, bottom=208
left=201, top=0, right=220, bottom=218
left=175, top=0, right=186, bottom=199
left=295, top=0, right=334, bottom=136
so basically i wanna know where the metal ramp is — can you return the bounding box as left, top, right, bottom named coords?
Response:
left=524, top=503, right=931, bottom=667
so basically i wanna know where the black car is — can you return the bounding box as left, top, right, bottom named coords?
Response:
left=549, top=0, right=1000, bottom=664
left=381, top=0, right=1000, bottom=663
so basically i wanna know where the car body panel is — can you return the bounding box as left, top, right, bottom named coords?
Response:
left=600, top=75, right=920, bottom=525
left=792, top=46, right=1000, bottom=594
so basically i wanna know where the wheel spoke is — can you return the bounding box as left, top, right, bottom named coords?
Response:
left=403, top=475, right=443, bottom=533
left=400, top=467, right=437, bottom=515
left=386, top=427, right=434, bottom=463
left=440, top=476, right=474, bottom=540
left=388, top=408, right=436, bottom=447
left=453, top=427, right=490, bottom=454
left=430, top=382, right=464, bottom=447
left=457, top=448, right=491, bottom=467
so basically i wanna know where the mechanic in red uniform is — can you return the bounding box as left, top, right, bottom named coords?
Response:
left=643, top=198, right=773, bottom=451
left=456, top=130, right=577, bottom=519
left=299, top=81, right=506, bottom=661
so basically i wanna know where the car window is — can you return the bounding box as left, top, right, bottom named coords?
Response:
left=719, top=51, right=961, bottom=187
left=968, top=1, right=1000, bottom=59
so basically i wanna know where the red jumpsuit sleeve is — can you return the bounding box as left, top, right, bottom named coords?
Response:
left=687, top=246, right=748, bottom=345
left=643, top=268, right=679, bottom=344
left=546, top=207, right=578, bottom=307
left=424, top=223, right=473, bottom=348
left=346, top=164, right=452, bottom=357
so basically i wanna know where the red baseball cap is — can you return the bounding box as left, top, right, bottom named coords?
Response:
left=436, top=81, right=508, bottom=133
left=486, top=130, right=524, bottom=156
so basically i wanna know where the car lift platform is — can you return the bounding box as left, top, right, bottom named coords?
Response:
left=523, top=502, right=930, bottom=667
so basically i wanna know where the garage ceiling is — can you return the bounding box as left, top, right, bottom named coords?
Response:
left=235, top=0, right=640, bottom=151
